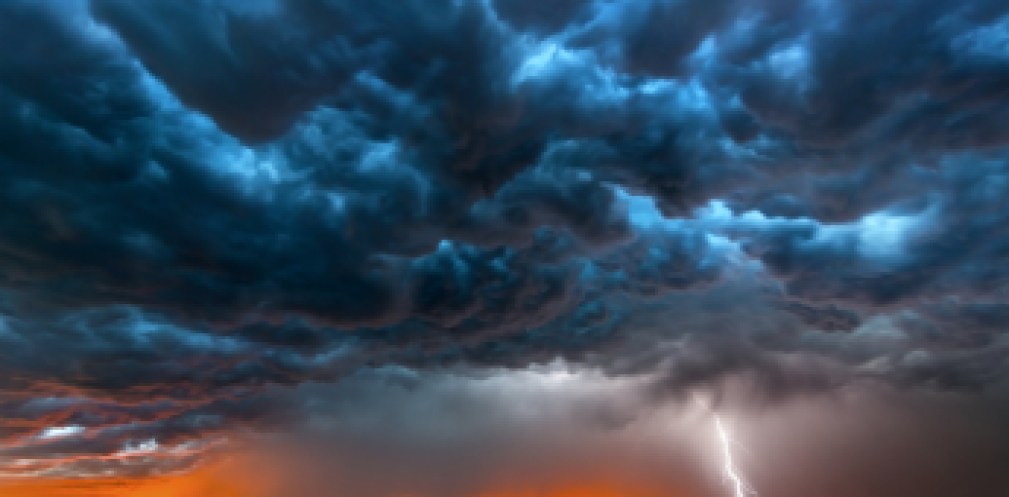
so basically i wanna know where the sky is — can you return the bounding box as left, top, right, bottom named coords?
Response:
left=2, top=0, right=1009, bottom=496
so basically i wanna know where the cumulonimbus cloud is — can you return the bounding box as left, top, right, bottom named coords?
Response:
left=1, top=0, right=1009, bottom=493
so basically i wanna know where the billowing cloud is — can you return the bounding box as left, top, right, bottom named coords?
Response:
left=2, top=0, right=1009, bottom=495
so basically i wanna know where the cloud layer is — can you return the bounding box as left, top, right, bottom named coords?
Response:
left=2, top=0, right=1009, bottom=495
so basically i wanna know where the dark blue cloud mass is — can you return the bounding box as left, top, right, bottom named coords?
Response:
left=1, top=1, right=1009, bottom=495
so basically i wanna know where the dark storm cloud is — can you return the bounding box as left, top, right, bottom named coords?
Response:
left=0, top=306, right=307, bottom=401
left=723, top=0, right=1009, bottom=151
left=722, top=155, right=1009, bottom=313
left=2, top=0, right=1009, bottom=489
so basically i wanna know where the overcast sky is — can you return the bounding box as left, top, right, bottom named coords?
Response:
left=2, top=1, right=1009, bottom=496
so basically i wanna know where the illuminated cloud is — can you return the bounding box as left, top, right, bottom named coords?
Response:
left=37, top=426, right=85, bottom=441
left=1, top=0, right=1008, bottom=495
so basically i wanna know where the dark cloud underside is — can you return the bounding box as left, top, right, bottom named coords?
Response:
left=2, top=0, right=1009, bottom=495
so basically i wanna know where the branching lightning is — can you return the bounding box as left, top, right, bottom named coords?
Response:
left=714, top=415, right=756, bottom=497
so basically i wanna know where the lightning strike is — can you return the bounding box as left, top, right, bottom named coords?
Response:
left=714, top=415, right=756, bottom=497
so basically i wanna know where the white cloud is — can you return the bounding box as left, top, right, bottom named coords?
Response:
left=38, top=425, right=85, bottom=440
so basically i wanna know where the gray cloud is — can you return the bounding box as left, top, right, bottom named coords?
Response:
left=1, top=0, right=1009, bottom=493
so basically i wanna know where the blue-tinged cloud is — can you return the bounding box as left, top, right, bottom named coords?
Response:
left=2, top=0, right=1009, bottom=492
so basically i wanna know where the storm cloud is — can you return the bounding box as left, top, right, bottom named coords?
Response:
left=2, top=0, right=1009, bottom=495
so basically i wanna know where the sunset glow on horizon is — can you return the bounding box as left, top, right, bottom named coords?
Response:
left=0, top=462, right=269, bottom=497
left=0, top=456, right=689, bottom=497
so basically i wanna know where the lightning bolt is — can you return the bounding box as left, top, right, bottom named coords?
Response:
left=714, top=415, right=756, bottom=497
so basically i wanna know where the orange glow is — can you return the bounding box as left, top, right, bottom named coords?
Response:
left=0, top=474, right=680, bottom=497
left=0, top=454, right=686, bottom=497
left=480, top=477, right=677, bottom=497
left=0, top=456, right=278, bottom=497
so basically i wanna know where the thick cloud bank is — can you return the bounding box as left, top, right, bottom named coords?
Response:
left=2, top=1, right=1009, bottom=495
